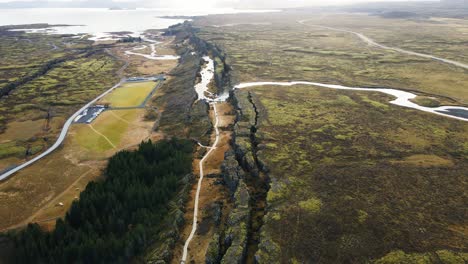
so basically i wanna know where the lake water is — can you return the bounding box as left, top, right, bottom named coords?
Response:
left=0, top=8, right=277, bottom=38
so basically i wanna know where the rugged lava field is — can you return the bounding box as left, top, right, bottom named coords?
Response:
left=193, top=11, right=468, bottom=263
left=0, top=8, right=467, bottom=264
left=241, top=85, right=468, bottom=263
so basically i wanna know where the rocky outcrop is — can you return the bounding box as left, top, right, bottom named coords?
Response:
left=207, top=88, right=271, bottom=263
left=167, top=23, right=232, bottom=96
left=165, top=22, right=272, bottom=263
left=231, top=90, right=261, bottom=176
left=254, top=217, right=281, bottom=264
left=205, top=233, right=222, bottom=264
left=221, top=150, right=245, bottom=194
left=145, top=174, right=194, bottom=263
left=221, top=180, right=250, bottom=264
left=230, top=88, right=273, bottom=263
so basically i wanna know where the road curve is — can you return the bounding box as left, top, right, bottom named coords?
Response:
left=0, top=78, right=126, bottom=181
left=297, top=20, right=468, bottom=70
left=235, top=81, right=468, bottom=122
left=181, top=102, right=221, bottom=264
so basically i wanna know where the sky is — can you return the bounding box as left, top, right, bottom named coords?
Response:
left=0, top=0, right=433, bottom=8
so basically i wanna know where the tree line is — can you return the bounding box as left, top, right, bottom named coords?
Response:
left=11, top=139, right=193, bottom=263
left=117, top=37, right=142, bottom=43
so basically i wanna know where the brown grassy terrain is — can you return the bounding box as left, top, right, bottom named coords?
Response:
left=194, top=12, right=468, bottom=104
left=172, top=102, right=235, bottom=263
left=242, top=85, right=468, bottom=263
left=0, top=108, right=155, bottom=231
left=0, top=139, right=97, bottom=231
left=112, top=37, right=178, bottom=76
left=0, top=36, right=179, bottom=231
left=192, top=11, right=468, bottom=263
left=298, top=13, right=468, bottom=65
left=4, top=162, right=104, bottom=232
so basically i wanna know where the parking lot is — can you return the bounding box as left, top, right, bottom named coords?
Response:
left=73, top=106, right=107, bottom=124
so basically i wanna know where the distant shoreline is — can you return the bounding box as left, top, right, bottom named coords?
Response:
left=1, top=23, right=78, bottom=30
left=157, top=15, right=199, bottom=20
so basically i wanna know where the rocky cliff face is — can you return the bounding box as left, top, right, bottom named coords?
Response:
left=146, top=174, right=194, bottom=263
left=164, top=22, right=274, bottom=263
left=220, top=180, right=251, bottom=263
left=207, top=84, right=272, bottom=263
left=188, top=30, right=232, bottom=96
left=221, top=150, right=245, bottom=194
left=161, top=23, right=233, bottom=146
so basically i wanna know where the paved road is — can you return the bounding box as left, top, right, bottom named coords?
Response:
left=0, top=49, right=129, bottom=179
left=297, top=20, right=468, bottom=70
left=235, top=81, right=468, bottom=122
left=181, top=102, right=221, bottom=264
left=0, top=72, right=164, bottom=180
left=0, top=78, right=126, bottom=181
left=0, top=49, right=137, bottom=181
left=49, top=42, right=59, bottom=51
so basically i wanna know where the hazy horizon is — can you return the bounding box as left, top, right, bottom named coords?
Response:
left=0, top=0, right=439, bottom=9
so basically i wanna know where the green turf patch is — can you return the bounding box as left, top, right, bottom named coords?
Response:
left=100, top=81, right=156, bottom=108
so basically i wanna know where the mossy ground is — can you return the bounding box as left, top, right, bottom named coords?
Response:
left=194, top=12, right=468, bottom=104
left=245, top=85, right=468, bottom=263
left=0, top=31, right=123, bottom=169
left=300, top=14, right=468, bottom=65
left=0, top=30, right=178, bottom=233
left=193, top=11, right=468, bottom=263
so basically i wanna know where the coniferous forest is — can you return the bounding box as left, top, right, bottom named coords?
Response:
left=11, top=139, right=193, bottom=263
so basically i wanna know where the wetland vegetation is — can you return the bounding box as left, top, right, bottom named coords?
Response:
left=191, top=10, right=468, bottom=263
left=195, top=12, right=468, bottom=103
left=0, top=5, right=467, bottom=264
left=247, top=85, right=467, bottom=263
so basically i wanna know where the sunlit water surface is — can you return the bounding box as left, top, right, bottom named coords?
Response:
left=0, top=8, right=277, bottom=38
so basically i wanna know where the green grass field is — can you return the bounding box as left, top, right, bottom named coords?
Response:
left=74, top=110, right=138, bottom=152
left=100, top=81, right=156, bottom=108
